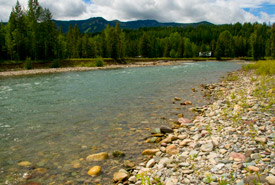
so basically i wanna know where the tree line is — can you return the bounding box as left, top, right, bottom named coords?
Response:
left=0, top=0, right=274, bottom=62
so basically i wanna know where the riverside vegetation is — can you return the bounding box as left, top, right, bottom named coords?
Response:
left=108, top=60, right=274, bottom=185
left=0, top=0, right=275, bottom=68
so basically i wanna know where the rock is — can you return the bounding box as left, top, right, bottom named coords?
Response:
left=181, top=101, right=192, bottom=105
left=160, top=126, right=173, bottom=133
left=211, top=136, right=220, bottom=146
left=128, top=176, right=137, bottom=183
left=247, top=166, right=259, bottom=172
left=178, top=134, right=188, bottom=140
left=88, top=166, right=101, bottom=176
left=270, top=117, right=275, bottom=123
left=178, top=118, right=192, bottom=124
left=270, top=169, right=275, bottom=175
left=113, top=170, right=128, bottom=182
left=142, top=149, right=160, bottom=155
left=229, top=152, right=246, bottom=161
left=244, top=174, right=267, bottom=185
left=23, top=182, right=41, bottom=185
left=251, top=153, right=261, bottom=160
left=174, top=97, right=182, bottom=101
left=71, top=161, right=81, bottom=169
left=86, top=152, right=108, bottom=162
left=146, top=159, right=155, bottom=168
left=255, top=137, right=267, bottom=143
left=18, top=161, right=32, bottom=167
left=200, top=142, right=214, bottom=152
left=166, top=144, right=179, bottom=155
left=266, top=176, right=275, bottom=185
left=151, top=128, right=161, bottom=134
left=179, top=139, right=192, bottom=146
left=34, top=168, right=48, bottom=174
left=166, top=177, right=178, bottom=185
left=123, top=160, right=135, bottom=168
left=182, top=170, right=194, bottom=174
left=112, top=150, right=125, bottom=157
left=219, top=149, right=227, bottom=155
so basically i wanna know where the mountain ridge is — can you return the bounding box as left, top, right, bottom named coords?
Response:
left=53, top=17, right=213, bottom=33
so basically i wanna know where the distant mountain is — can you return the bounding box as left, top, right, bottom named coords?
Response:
left=53, top=17, right=213, bottom=33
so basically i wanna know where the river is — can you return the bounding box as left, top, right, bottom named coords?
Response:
left=0, top=61, right=241, bottom=184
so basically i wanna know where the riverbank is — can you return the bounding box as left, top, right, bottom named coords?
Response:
left=122, top=66, right=275, bottom=184
left=0, top=60, right=187, bottom=77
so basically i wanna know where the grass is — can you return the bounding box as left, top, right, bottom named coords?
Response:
left=242, top=60, right=275, bottom=75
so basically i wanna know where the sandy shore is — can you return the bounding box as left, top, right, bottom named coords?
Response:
left=0, top=61, right=186, bottom=77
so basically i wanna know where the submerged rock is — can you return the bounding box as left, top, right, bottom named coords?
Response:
left=160, top=126, right=173, bottom=133
left=88, top=166, right=101, bottom=176
left=18, top=161, right=32, bottom=167
left=112, top=150, right=125, bottom=157
left=86, top=152, right=109, bottom=162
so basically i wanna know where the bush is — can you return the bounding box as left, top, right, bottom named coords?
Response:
left=95, top=58, right=104, bottom=67
left=25, top=57, right=33, bottom=70
left=50, top=59, right=60, bottom=68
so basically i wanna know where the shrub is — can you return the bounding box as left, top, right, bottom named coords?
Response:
left=50, top=59, right=60, bottom=68
left=25, top=57, right=33, bottom=70
left=242, top=60, right=275, bottom=75
left=95, top=58, right=104, bottom=67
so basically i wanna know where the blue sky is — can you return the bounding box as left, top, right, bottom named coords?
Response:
left=0, top=0, right=274, bottom=24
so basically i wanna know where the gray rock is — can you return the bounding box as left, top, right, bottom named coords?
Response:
left=201, top=142, right=214, bottom=152
left=160, top=126, right=173, bottom=133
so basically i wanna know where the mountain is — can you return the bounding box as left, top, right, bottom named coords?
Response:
left=53, top=17, right=213, bottom=33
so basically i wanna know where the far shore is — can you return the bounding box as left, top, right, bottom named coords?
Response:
left=0, top=60, right=187, bottom=77
left=0, top=59, right=246, bottom=77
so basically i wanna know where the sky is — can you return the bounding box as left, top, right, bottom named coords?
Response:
left=0, top=0, right=274, bottom=24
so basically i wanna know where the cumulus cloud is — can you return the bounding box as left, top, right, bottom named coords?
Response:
left=0, top=0, right=274, bottom=24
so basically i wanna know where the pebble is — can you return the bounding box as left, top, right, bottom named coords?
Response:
left=166, top=144, right=179, bottom=155
left=18, top=161, right=32, bottom=167
left=86, top=152, right=108, bottom=162
left=142, top=149, right=160, bottom=155
left=200, top=142, right=214, bottom=152
left=266, top=176, right=275, bottom=185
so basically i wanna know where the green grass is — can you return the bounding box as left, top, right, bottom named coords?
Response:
left=242, top=60, right=275, bottom=75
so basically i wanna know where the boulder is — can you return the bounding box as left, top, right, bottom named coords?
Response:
left=86, top=152, right=108, bottom=162
left=88, top=166, right=101, bottom=176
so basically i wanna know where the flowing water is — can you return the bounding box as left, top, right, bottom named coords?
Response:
left=0, top=61, right=241, bottom=184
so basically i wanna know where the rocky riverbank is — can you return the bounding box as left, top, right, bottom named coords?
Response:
left=117, top=70, right=275, bottom=185
left=0, top=60, right=185, bottom=77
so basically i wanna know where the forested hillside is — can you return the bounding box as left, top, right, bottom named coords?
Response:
left=0, top=0, right=274, bottom=62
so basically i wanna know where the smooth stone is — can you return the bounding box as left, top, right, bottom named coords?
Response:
left=113, top=171, right=128, bottom=182
left=178, top=118, right=192, bottom=124
left=86, top=152, right=109, bottom=162
left=151, top=128, right=161, bottom=134
left=236, top=180, right=245, bottom=185
left=270, top=169, right=275, bottom=175
left=174, top=97, right=182, bottom=101
left=88, top=166, right=101, bottom=176
left=146, top=159, right=155, bottom=168
left=112, top=150, right=125, bottom=157
left=142, top=149, right=160, bottom=155
left=179, top=139, right=192, bottom=146
left=129, top=176, right=137, bottom=182
left=219, top=149, right=227, bottom=155
left=229, top=152, right=245, bottom=161
left=201, top=142, right=214, bottom=152
left=178, top=134, right=188, bottom=140
left=244, top=174, right=267, bottom=185
left=247, top=166, right=260, bottom=172
left=34, top=168, right=48, bottom=174
left=160, top=126, right=173, bottom=133
left=251, top=153, right=261, bottom=160
left=166, top=177, right=178, bottom=185
left=18, top=161, right=32, bottom=167
left=166, top=144, right=179, bottom=155
left=255, top=137, right=267, bottom=143
left=243, top=162, right=256, bottom=168
left=182, top=170, right=193, bottom=174
left=266, top=176, right=275, bottom=185
left=124, top=160, right=135, bottom=168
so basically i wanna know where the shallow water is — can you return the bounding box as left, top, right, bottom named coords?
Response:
left=0, top=62, right=241, bottom=184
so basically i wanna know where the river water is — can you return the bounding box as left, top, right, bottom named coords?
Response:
left=0, top=61, right=241, bottom=184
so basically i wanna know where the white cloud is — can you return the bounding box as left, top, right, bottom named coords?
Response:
left=0, top=0, right=274, bottom=24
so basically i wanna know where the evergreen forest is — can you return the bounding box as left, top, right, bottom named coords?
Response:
left=0, top=0, right=274, bottom=63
